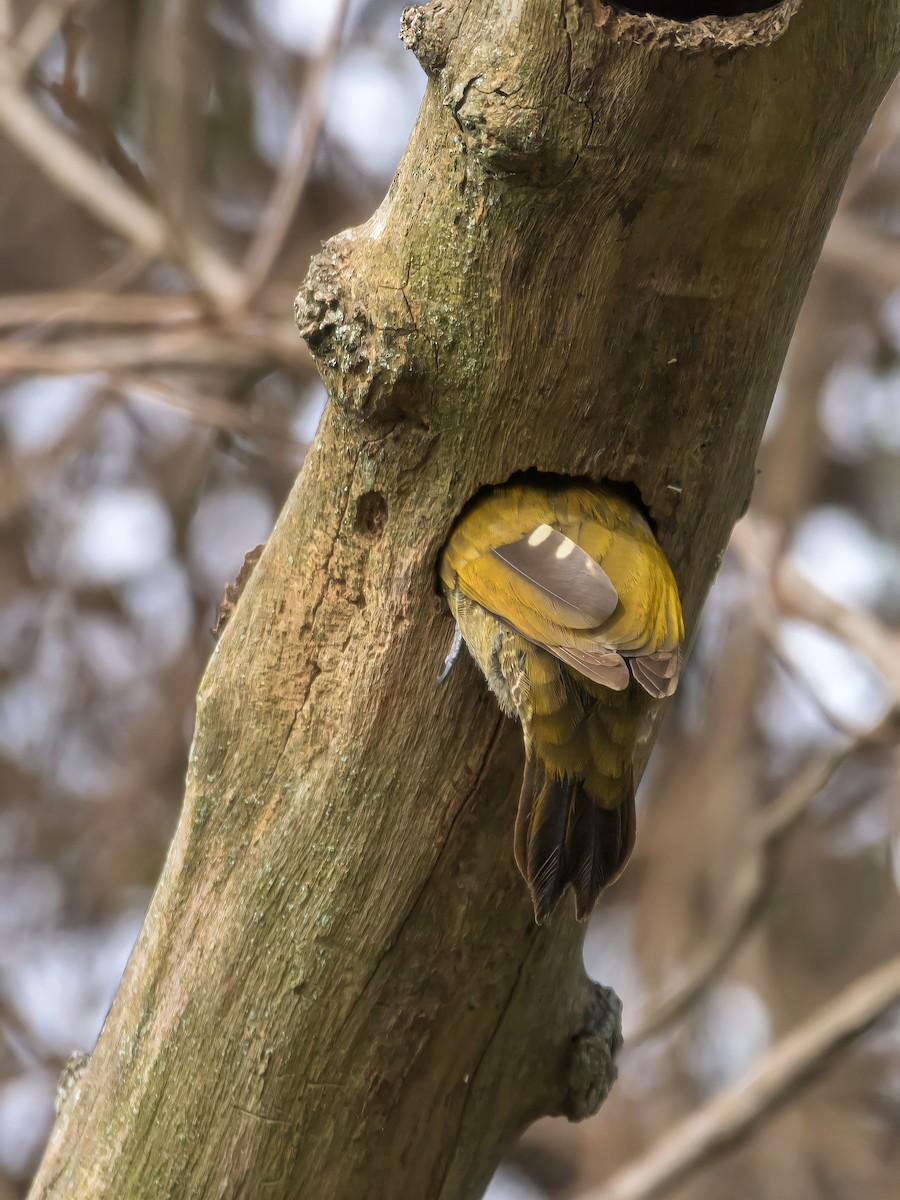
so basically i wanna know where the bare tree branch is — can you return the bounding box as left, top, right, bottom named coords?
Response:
left=0, top=52, right=243, bottom=308
left=581, top=954, right=900, bottom=1200
left=14, top=0, right=85, bottom=72
left=239, top=0, right=350, bottom=304
left=0, top=329, right=298, bottom=374
left=626, top=712, right=897, bottom=1048
left=733, top=515, right=900, bottom=698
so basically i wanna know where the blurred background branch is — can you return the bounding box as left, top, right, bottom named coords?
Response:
left=581, top=954, right=900, bottom=1200
left=626, top=711, right=898, bottom=1051
left=1, top=3, right=899, bottom=1199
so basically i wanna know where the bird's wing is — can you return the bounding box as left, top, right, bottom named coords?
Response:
left=545, top=644, right=631, bottom=691
left=450, top=494, right=684, bottom=698
left=564, top=514, right=684, bottom=696
left=455, top=525, right=631, bottom=690
left=457, top=524, right=619, bottom=634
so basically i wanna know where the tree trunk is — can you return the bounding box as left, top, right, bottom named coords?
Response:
left=30, top=2, right=900, bottom=1198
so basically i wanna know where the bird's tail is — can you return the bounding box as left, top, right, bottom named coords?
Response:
left=514, top=756, right=635, bottom=924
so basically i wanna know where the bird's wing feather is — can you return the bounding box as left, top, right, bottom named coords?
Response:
left=489, top=525, right=619, bottom=627
left=629, top=649, right=681, bottom=699
left=549, top=645, right=630, bottom=691
left=457, top=525, right=619, bottom=642
left=452, top=500, right=684, bottom=697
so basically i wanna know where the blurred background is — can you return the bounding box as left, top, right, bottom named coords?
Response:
left=0, top=2, right=898, bottom=1197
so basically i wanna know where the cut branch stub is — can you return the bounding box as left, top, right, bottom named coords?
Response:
left=438, top=5, right=587, bottom=181
left=402, top=0, right=589, bottom=181
left=560, top=982, right=624, bottom=1121
left=296, top=234, right=432, bottom=429
left=400, top=1, right=454, bottom=77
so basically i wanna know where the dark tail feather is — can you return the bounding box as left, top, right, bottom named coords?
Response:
left=515, top=756, right=635, bottom=923
left=565, top=783, right=635, bottom=920
left=518, top=761, right=574, bottom=923
left=514, top=756, right=536, bottom=882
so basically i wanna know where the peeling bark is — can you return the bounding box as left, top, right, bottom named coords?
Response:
left=30, top=2, right=900, bottom=1198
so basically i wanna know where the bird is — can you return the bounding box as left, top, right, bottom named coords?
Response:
left=438, top=480, right=684, bottom=923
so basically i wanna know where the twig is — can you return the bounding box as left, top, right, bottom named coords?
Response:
left=626, top=711, right=898, bottom=1048
left=107, top=370, right=306, bottom=450
left=0, top=76, right=163, bottom=247
left=579, top=954, right=900, bottom=1200
left=0, top=392, right=108, bottom=521
left=108, top=371, right=259, bottom=436
left=0, top=53, right=244, bottom=309
left=36, top=68, right=154, bottom=200
left=0, top=329, right=285, bottom=373
left=14, top=0, right=85, bottom=72
left=72, top=246, right=158, bottom=306
left=239, top=0, right=350, bottom=302
left=754, top=725, right=885, bottom=841
left=0, top=291, right=203, bottom=331
left=821, top=211, right=900, bottom=291
left=769, top=635, right=865, bottom=737
left=732, top=515, right=900, bottom=698
left=0, top=288, right=291, bottom=331
left=774, top=557, right=900, bottom=697
left=625, top=859, right=765, bottom=1049
left=108, top=374, right=307, bottom=469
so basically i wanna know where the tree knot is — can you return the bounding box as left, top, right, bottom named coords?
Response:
left=560, top=982, right=623, bottom=1121
left=295, top=236, right=429, bottom=429
left=400, top=2, right=453, bottom=78
left=455, top=76, right=553, bottom=176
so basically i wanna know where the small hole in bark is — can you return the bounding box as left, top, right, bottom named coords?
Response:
left=619, top=1, right=777, bottom=15
left=355, top=491, right=388, bottom=537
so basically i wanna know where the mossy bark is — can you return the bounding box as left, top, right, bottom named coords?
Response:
left=30, top=2, right=900, bottom=1198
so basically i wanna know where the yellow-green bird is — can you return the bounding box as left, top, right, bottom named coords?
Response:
left=438, top=481, right=684, bottom=923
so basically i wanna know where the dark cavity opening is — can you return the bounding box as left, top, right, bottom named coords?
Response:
left=502, top=469, right=654, bottom=533
left=354, top=490, right=388, bottom=538
left=619, top=1, right=778, bottom=17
